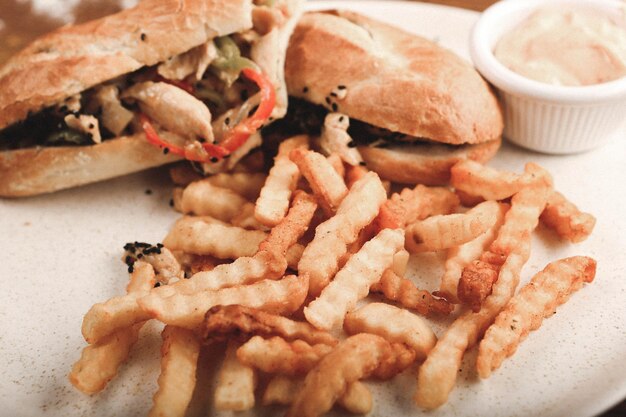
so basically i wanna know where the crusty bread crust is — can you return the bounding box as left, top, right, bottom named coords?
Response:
left=358, top=138, right=501, bottom=186
left=0, top=135, right=183, bottom=197
left=0, top=0, right=254, bottom=130
left=285, top=11, right=503, bottom=145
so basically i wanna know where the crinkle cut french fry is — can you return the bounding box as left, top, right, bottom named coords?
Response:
left=345, top=164, right=368, bottom=189
left=163, top=216, right=267, bottom=259
left=289, top=148, right=349, bottom=215
left=540, top=191, right=596, bottom=243
left=255, top=135, right=309, bottom=226
left=231, top=202, right=270, bottom=231
left=177, top=179, right=248, bottom=221
left=304, top=228, right=404, bottom=330
left=237, top=336, right=333, bottom=375
left=287, top=333, right=413, bottom=417
left=70, top=263, right=155, bottom=393
left=148, top=326, right=200, bottom=417
left=153, top=193, right=316, bottom=299
left=370, top=270, right=453, bottom=316
left=202, top=305, right=337, bottom=346
left=415, top=254, right=525, bottom=409
left=458, top=164, right=553, bottom=311
left=299, top=172, right=388, bottom=296
left=258, top=191, right=318, bottom=257
left=477, top=256, right=596, bottom=378
left=439, top=203, right=508, bottom=302
left=263, top=375, right=373, bottom=415
left=205, top=172, right=267, bottom=201
left=376, top=185, right=459, bottom=230
left=450, top=159, right=527, bottom=201
left=344, top=302, right=437, bottom=361
left=326, top=153, right=346, bottom=178
left=215, top=341, right=257, bottom=411
left=405, top=200, right=501, bottom=253
left=139, top=274, right=309, bottom=329
left=82, top=287, right=154, bottom=344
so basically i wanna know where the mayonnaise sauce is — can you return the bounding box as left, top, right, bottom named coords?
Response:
left=494, top=7, right=626, bottom=86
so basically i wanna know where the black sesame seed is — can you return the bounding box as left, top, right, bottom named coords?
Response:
left=88, top=123, right=95, bottom=129
left=302, top=86, right=309, bottom=93
left=347, top=141, right=356, bottom=148
left=140, top=33, right=147, bottom=41
left=137, top=253, right=144, bottom=259
left=339, top=116, right=344, bottom=122
left=163, top=148, right=170, bottom=155
left=128, top=265, right=134, bottom=273
left=325, top=97, right=331, bottom=105
left=145, top=189, right=152, bottom=195
left=169, top=199, right=174, bottom=207
left=331, top=103, right=338, bottom=112
left=337, top=85, right=346, bottom=90
left=210, top=157, right=219, bottom=163
left=330, top=92, right=338, bottom=98
left=359, top=161, right=367, bottom=166
left=154, top=282, right=161, bottom=288
left=225, top=117, right=230, bottom=126
left=157, top=243, right=164, bottom=248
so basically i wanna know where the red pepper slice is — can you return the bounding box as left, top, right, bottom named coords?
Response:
left=141, top=67, right=275, bottom=163
left=155, top=75, right=195, bottom=95
left=214, top=67, right=276, bottom=154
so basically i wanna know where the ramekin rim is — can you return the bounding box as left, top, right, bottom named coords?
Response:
left=470, top=0, right=626, bottom=104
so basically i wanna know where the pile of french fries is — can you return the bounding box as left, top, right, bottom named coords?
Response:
left=69, top=135, right=597, bottom=416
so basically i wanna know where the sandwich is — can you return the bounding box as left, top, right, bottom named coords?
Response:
left=0, top=0, right=303, bottom=197
left=277, top=10, right=503, bottom=185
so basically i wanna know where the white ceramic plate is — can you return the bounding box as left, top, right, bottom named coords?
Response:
left=1, top=1, right=625, bottom=417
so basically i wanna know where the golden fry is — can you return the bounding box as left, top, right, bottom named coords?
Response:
left=371, top=270, right=453, bottom=316
left=477, top=256, right=596, bottom=377
left=450, top=159, right=527, bottom=201
left=405, top=200, right=501, bottom=253
left=287, top=333, right=413, bottom=417
left=540, top=191, right=596, bottom=243
left=139, top=275, right=309, bottom=329
left=205, top=172, right=267, bottom=201
left=70, top=262, right=155, bottom=393
left=202, top=305, right=337, bottom=346
left=148, top=326, right=200, bottom=417
left=163, top=216, right=267, bottom=259
left=344, top=302, right=437, bottom=361
left=177, top=179, right=248, bottom=222
left=439, top=203, right=508, bottom=302
left=415, top=254, right=526, bottom=409
left=255, top=135, right=309, bottom=226
left=290, top=148, right=349, bottom=215
left=304, top=228, right=404, bottom=330
left=299, top=172, right=388, bottom=296
left=376, top=184, right=459, bottom=230
left=262, top=375, right=372, bottom=414
left=237, top=336, right=333, bottom=375
left=215, top=341, right=257, bottom=411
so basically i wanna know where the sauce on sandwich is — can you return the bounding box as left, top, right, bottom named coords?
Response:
left=494, top=8, right=626, bottom=86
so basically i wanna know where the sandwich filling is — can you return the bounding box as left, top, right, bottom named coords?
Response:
left=0, top=0, right=296, bottom=173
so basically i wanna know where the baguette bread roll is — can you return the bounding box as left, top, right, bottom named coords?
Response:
left=0, top=0, right=254, bottom=130
left=0, top=133, right=183, bottom=197
left=358, top=138, right=501, bottom=186
left=285, top=10, right=503, bottom=146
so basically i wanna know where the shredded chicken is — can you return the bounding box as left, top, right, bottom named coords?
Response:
left=92, top=85, right=134, bottom=136
left=319, top=113, right=363, bottom=166
left=64, top=114, right=102, bottom=143
left=157, top=41, right=218, bottom=81
left=122, top=81, right=214, bottom=142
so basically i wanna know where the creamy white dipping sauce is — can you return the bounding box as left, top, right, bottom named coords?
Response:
left=494, top=7, right=626, bottom=86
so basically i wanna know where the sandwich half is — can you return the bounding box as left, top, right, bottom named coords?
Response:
left=282, top=10, right=504, bottom=185
left=0, top=0, right=303, bottom=197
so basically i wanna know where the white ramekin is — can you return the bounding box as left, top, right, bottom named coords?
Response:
left=470, top=0, right=626, bottom=154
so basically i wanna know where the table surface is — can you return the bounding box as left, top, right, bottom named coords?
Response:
left=421, top=2, right=625, bottom=416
